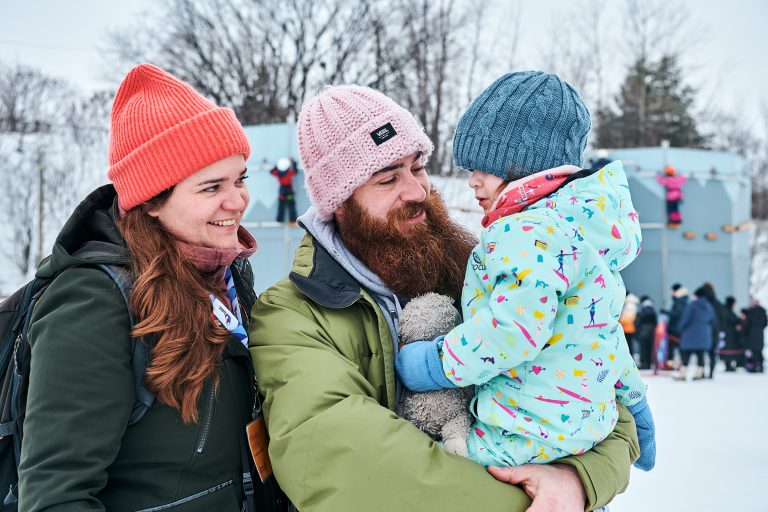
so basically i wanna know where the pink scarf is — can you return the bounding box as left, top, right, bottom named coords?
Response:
left=177, top=227, right=258, bottom=299
left=481, top=165, right=580, bottom=228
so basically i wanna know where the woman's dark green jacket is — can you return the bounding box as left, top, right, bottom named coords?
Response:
left=18, top=185, right=257, bottom=512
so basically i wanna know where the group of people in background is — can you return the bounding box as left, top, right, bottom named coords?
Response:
left=620, top=282, right=767, bottom=381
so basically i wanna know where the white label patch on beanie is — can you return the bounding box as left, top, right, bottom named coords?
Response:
left=370, top=123, right=397, bottom=146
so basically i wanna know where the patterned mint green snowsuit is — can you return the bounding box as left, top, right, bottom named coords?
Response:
left=441, top=161, right=647, bottom=467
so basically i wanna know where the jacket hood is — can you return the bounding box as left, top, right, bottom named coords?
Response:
left=525, top=160, right=641, bottom=272
left=36, top=184, right=130, bottom=278
left=691, top=296, right=714, bottom=314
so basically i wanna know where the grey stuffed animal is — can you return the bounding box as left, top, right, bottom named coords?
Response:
left=396, top=293, right=474, bottom=456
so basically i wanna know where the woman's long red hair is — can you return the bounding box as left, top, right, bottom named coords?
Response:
left=117, top=195, right=230, bottom=423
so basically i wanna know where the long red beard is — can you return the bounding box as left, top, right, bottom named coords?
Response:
left=336, top=188, right=477, bottom=299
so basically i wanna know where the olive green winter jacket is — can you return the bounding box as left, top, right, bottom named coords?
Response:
left=249, top=234, right=640, bottom=512
left=18, top=186, right=259, bottom=511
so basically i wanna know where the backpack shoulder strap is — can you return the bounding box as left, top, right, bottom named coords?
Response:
left=0, top=277, right=53, bottom=439
left=95, top=264, right=154, bottom=425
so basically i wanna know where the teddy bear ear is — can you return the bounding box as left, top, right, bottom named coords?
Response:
left=399, top=293, right=461, bottom=344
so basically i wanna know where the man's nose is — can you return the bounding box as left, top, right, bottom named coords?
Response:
left=400, top=173, right=428, bottom=203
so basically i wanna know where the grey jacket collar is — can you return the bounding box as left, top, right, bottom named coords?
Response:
left=289, top=207, right=390, bottom=309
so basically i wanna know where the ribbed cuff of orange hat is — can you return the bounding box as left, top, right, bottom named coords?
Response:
left=108, top=107, right=250, bottom=211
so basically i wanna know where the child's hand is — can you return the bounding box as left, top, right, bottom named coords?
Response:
left=395, top=337, right=456, bottom=392
left=627, top=397, right=656, bottom=471
left=487, top=464, right=586, bottom=512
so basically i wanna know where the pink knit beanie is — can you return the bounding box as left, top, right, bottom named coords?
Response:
left=297, top=85, right=434, bottom=220
left=108, top=63, right=251, bottom=210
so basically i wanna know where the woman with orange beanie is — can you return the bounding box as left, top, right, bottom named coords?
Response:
left=17, top=64, right=281, bottom=511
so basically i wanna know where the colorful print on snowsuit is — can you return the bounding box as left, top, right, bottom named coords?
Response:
left=442, top=161, right=647, bottom=467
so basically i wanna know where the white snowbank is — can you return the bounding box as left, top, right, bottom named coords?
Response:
left=612, top=365, right=767, bottom=511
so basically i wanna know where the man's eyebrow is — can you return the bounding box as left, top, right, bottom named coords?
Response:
left=372, top=162, right=404, bottom=175
left=372, top=152, right=424, bottom=176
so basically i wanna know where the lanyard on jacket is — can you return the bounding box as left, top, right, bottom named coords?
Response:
left=210, top=266, right=248, bottom=348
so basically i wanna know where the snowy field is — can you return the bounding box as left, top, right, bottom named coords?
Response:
left=612, top=363, right=766, bottom=512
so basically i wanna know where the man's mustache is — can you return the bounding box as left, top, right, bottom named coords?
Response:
left=390, top=199, right=427, bottom=223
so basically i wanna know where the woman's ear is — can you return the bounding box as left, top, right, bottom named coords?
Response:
left=144, top=205, right=161, bottom=219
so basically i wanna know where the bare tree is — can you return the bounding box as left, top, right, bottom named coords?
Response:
left=500, top=1, right=523, bottom=73
left=464, top=2, right=490, bottom=104
left=747, top=103, right=768, bottom=301
left=621, top=0, right=703, bottom=68
left=102, top=0, right=502, bottom=175
left=0, top=135, right=40, bottom=276
left=46, top=91, right=111, bottom=228
left=105, top=0, right=383, bottom=124
left=749, top=103, right=768, bottom=220
left=540, top=7, right=594, bottom=97
left=580, top=0, right=608, bottom=115
left=0, top=63, right=71, bottom=276
left=0, top=63, right=109, bottom=278
left=701, top=108, right=760, bottom=158
left=0, top=62, right=71, bottom=134
left=375, top=0, right=478, bottom=175
left=532, top=0, right=608, bottom=144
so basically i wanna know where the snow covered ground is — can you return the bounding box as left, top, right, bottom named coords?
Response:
left=612, top=363, right=767, bottom=512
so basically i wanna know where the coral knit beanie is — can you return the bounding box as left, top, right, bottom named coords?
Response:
left=453, top=71, right=591, bottom=181
left=108, top=63, right=251, bottom=210
left=297, top=85, right=434, bottom=220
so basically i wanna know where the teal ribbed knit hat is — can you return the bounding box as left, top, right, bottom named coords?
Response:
left=453, top=71, right=591, bottom=180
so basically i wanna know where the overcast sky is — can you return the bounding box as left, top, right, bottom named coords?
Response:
left=1, top=0, right=766, bottom=132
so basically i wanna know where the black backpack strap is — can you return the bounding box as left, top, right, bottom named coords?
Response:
left=230, top=259, right=257, bottom=323
left=239, top=425, right=257, bottom=512
left=0, top=281, right=43, bottom=440
left=95, top=264, right=154, bottom=425
left=220, top=358, right=256, bottom=512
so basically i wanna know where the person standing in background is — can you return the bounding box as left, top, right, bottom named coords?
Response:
left=721, top=296, right=743, bottom=372
left=742, top=298, right=767, bottom=373
left=666, top=283, right=689, bottom=369
left=620, top=291, right=640, bottom=356
left=699, top=283, right=726, bottom=378
left=674, top=287, right=716, bottom=381
left=635, top=296, right=658, bottom=370
left=270, top=157, right=300, bottom=223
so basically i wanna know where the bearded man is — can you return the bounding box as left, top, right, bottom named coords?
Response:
left=248, top=85, right=640, bottom=512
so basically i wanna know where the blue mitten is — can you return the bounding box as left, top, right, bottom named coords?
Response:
left=627, top=397, right=656, bottom=471
left=395, top=337, right=457, bottom=392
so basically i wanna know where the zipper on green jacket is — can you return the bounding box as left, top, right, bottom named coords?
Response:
left=134, top=479, right=234, bottom=511
left=195, top=383, right=216, bottom=453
